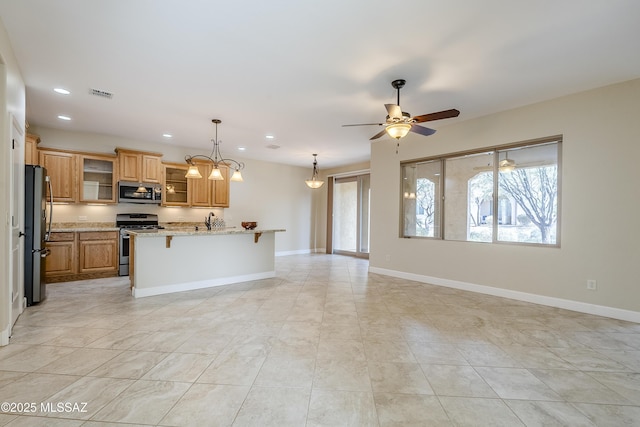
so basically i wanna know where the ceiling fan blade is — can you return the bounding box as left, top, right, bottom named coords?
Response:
left=342, top=123, right=384, bottom=127
left=369, top=129, right=388, bottom=140
left=410, top=124, right=437, bottom=136
left=385, top=104, right=402, bottom=119
left=412, top=109, right=460, bottom=123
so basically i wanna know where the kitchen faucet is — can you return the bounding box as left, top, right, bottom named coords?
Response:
left=205, top=212, right=215, bottom=230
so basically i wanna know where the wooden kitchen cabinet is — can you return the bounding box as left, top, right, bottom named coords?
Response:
left=164, top=161, right=229, bottom=207
left=163, top=163, right=190, bottom=206
left=213, top=164, right=230, bottom=207
left=25, top=133, right=40, bottom=165
left=187, top=161, right=230, bottom=207
left=45, top=232, right=77, bottom=278
left=45, top=230, right=119, bottom=283
left=78, top=231, right=118, bottom=273
left=190, top=162, right=213, bottom=207
left=39, top=149, right=78, bottom=202
left=115, top=148, right=163, bottom=183
left=79, top=154, right=117, bottom=203
left=142, top=154, right=163, bottom=183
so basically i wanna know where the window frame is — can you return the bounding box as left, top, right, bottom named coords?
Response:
left=400, top=135, right=562, bottom=247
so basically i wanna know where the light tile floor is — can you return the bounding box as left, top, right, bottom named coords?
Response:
left=1, top=254, right=639, bottom=426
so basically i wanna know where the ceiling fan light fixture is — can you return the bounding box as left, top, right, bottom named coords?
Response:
left=385, top=123, right=412, bottom=139
left=499, top=158, right=516, bottom=172
left=305, top=154, right=324, bottom=189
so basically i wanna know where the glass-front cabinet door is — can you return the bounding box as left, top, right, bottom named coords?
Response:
left=164, top=164, right=189, bottom=206
left=79, top=155, right=116, bottom=203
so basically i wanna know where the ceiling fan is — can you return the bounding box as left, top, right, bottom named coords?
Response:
left=343, top=79, right=460, bottom=140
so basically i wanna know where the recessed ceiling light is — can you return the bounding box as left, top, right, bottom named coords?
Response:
left=54, top=88, right=70, bottom=95
left=265, top=135, right=275, bottom=139
left=57, top=115, right=71, bottom=121
left=162, top=133, right=173, bottom=138
left=238, top=147, right=246, bottom=151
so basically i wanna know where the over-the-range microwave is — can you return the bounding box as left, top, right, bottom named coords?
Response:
left=117, top=181, right=162, bottom=204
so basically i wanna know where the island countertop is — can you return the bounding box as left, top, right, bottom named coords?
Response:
left=126, top=227, right=285, bottom=237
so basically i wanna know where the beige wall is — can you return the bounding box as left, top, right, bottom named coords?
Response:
left=370, top=78, right=640, bottom=318
left=31, top=126, right=314, bottom=255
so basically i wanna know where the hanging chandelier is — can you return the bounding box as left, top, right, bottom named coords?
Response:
left=185, top=119, right=245, bottom=181
left=305, top=154, right=324, bottom=189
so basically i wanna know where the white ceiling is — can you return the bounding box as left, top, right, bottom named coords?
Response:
left=1, top=0, right=639, bottom=168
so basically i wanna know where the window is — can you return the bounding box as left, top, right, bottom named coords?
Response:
left=401, top=138, right=561, bottom=246
left=402, top=159, right=441, bottom=237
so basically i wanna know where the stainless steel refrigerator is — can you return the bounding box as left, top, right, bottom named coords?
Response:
left=24, top=165, right=52, bottom=305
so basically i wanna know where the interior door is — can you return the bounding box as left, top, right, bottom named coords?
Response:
left=10, top=115, right=24, bottom=328
left=332, top=173, right=370, bottom=258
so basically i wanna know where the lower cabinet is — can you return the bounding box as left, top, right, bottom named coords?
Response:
left=79, top=232, right=118, bottom=273
left=46, top=231, right=118, bottom=283
left=46, top=232, right=76, bottom=277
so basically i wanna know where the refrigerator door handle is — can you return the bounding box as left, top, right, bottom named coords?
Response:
left=32, top=247, right=50, bottom=257
left=45, top=176, right=53, bottom=241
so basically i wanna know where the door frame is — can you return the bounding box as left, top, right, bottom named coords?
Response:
left=326, top=170, right=370, bottom=259
left=9, top=113, right=24, bottom=331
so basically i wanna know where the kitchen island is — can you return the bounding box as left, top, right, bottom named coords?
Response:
left=128, top=227, right=285, bottom=298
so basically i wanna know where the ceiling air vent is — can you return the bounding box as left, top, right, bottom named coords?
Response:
left=89, top=88, right=113, bottom=99
left=266, top=144, right=280, bottom=150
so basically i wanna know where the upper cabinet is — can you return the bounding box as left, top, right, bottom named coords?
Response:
left=32, top=143, right=230, bottom=207
left=213, top=164, right=230, bottom=207
left=189, top=162, right=230, bottom=208
left=164, top=161, right=229, bottom=208
left=163, top=163, right=190, bottom=207
left=115, top=148, right=163, bottom=183
left=79, top=154, right=117, bottom=203
left=39, top=149, right=118, bottom=204
left=39, top=149, right=78, bottom=202
left=25, top=133, right=40, bottom=165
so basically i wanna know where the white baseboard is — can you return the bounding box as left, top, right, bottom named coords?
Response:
left=369, top=266, right=640, bottom=323
left=0, top=326, right=9, bottom=346
left=133, top=271, right=276, bottom=298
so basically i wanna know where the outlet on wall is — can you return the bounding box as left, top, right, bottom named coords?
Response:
left=586, top=279, right=597, bottom=291
left=385, top=254, right=391, bottom=261
left=78, top=216, right=88, bottom=221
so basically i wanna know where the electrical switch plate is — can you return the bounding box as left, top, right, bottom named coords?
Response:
left=587, top=279, right=597, bottom=290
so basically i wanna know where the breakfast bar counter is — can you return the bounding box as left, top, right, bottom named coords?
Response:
left=128, top=228, right=285, bottom=298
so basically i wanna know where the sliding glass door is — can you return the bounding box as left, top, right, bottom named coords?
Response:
left=332, top=174, right=370, bottom=258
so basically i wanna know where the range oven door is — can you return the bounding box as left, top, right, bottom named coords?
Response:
left=119, top=230, right=130, bottom=276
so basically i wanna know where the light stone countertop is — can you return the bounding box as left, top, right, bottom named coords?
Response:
left=125, top=227, right=285, bottom=237
left=51, top=223, right=119, bottom=232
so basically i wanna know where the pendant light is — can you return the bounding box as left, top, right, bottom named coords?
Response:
left=305, top=154, right=324, bottom=189
left=185, top=119, right=245, bottom=181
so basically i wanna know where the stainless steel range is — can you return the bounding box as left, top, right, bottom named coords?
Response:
left=116, top=213, right=162, bottom=276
